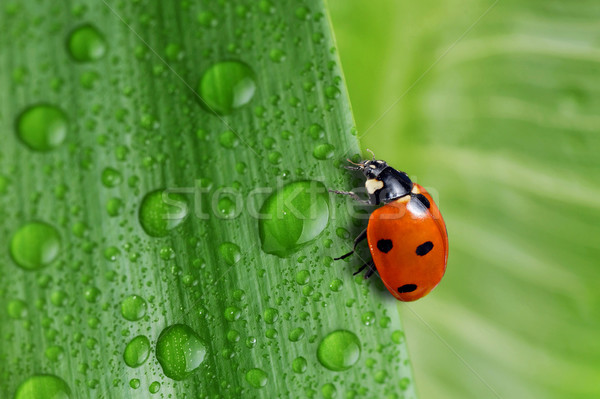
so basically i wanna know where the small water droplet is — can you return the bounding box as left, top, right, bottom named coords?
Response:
left=391, top=330, right=405, bottom=344
left=322, top=382, right=337, bottom=399
left=329, top=279, right=343, bottom=292
left=198, top=61, right=256, bottom=115
left=16, top=104, right=68, bottom=152
left=106, top=197, right=124, bottom=217
left=219, top=130, right=239, bottom=149
left=361, top=311, right=376, bottom=326
left=121, top=295, right=147, bottom=321
left=224, top=306, right=241, bottom=322
left=124, top=335, right=151, bottom=368
left=313, top=143, right=335, bottom=160
left=245, top=368, right=268, bottom=388
left=156, top=324, right=207, bottom=381
left=67, top=24, right=107, bottom=62
left=101, top=167, right=123, bottom=187
left=129, top=378, right=140, bottom=389
left=295, top=269, right=310, bottom=285
left=317, top=330, right=361, bottom=371
left=139, top=189, right=188, bottom=237
left=289, top=327, right=305, bottom=342
left=258, top=181, right=329, bottom=257
left=292, top=356, right=307, bottom=373
left=149, top=381, right=161, bottom=394
left=45, top=345, right=64, bottom=362
left=219, top=242, right=241, bottom=265
left=10, top=222, right=61, bottom=270
left=14, top=374, right=71, bottom=399
left=7, top=299, right=27, bottom=319
left=263, top=308, right=279, bottom=324
left=269, top=48, right=286, bottom=63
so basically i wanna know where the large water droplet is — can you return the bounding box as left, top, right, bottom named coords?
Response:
left=67, top=24, right=107, bottom=62
left=14, top=374, right=71, bottom=399
left=10, top=222, right=61, bottom=270
left=198, top=61, right=256, bottom=115
left=124, top=335, right=151, bottom=368
left=317, top=330, right=361, bottom=371
left=139, top=189, right=188, bottom=237
left=156, top=324, right=207, bottom=381
left=16, top=104, right=68, bottom=152
left=245, top=368, right=268, bottom=388
left=121, top=295, right=147, bottom=321
left=258, top=181, right=329, bottom=257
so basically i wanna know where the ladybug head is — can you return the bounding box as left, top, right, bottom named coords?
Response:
left=361, top=159, right=388, bottom=179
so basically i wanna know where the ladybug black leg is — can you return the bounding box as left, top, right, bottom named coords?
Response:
left=328, top=189, right=371, bottom=205
left=353, top=260, right=374, bottom=278
left=334, top=228, right=367, bottom=260
left=364, top=262, right=377, bottom=279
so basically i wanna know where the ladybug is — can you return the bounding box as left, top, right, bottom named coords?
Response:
left=331, top=152, right=448, bottom=301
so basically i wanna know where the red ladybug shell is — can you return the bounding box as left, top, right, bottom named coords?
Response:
left=367, top=184, right=448, bottom=301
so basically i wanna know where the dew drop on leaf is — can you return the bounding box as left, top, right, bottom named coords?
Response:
left=123, top=335, right=151, bottom=368
left=258, top=181, right=329, bottom=257
left=7, top=299, right=27, bottom=319
left=14, top=374, right=71, bottom=399
left=10, top=222, right=61, bottom=270
left=67, top=24, right=107, bottom=62
left=120, top=295, right=147, bottom=321
left=292, top=356, right=307, bottom=373
left=317, top=330, right=361, bottom=371
left=219, top=242, right=241, bottom=265
left=139, top=189, right=188, bottom=237
left=156, top=324, right=207, bottom=381
left=198, top=61, right=256, bottom=115
left=245, top=368, right=268, bottom=388
left=16, top=104, right=68, bottom=152
left=313, top=143, right=335, bottom=160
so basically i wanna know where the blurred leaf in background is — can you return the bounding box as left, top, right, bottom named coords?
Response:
left=330, top=0, right=600, bottom=398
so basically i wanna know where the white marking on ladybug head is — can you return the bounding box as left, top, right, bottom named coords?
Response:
left=365, top=179, right=384, bottom=194
left=411, top=185, right=421, bottom=194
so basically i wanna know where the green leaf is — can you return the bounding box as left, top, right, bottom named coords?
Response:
left=331, top=0, right=600, bottom=398
left=0, top=1, right=416, bottom=398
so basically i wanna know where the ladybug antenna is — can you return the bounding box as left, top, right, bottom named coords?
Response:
left=346, top=158, right=364, bottom=167
left=366, top=148, right=376, bottom=160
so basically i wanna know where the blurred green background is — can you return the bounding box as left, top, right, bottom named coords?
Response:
left=329, top=0, right=600, bottom=398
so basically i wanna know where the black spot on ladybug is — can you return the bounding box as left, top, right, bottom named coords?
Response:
left=414, top=193, right=430, bottom=209
left=377, top=239, right=393, bottom=253
left=416, top=241, right=433, bottom=256
left=398, top=284, right=417, bottom=293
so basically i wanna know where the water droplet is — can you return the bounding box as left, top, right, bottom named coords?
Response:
left=245, top=368, right=268, bottom=388
left=361, top=311, right=376, bottom=326
left=124, top=335, right=151, bottom=368
left=295, top=269, right=310, bottom=285
left=198, top=61, right=256, bottom=115
left=121, top=295, right=147, bottom=321
left=322, top=383, right=337, bottom=399
left=329, top=279, right=343, bottom=292
left=308, top=123, right=324, bottom=140
left=129, top=378, right=140, bottom=389
left=14, top=374, right=71, bottom=399
left=7, top=299, right=27, bottom=319
left=217, top=197, right=237, bottom=218
left=227, top=329, right=241, bottom=342
left=224, top=306, right=241, bottom=321
left=374, top=369, right=388, bottom=384
left=106, top=198, right=124, bottom=217
left=317, top=330, right=361, bottom=371
left=292, top=356, right=307, bottom=373
left=263, top=308, right=279, bottom=324
left=325, top=86, right=341, bottom=99
left=67, top=24, right=107, bottom=62
left=219, top=130, right=239, bottom=149
left=269, top=49, right=286, bottom=63
left=51, top=290, right=68, bottom=307
left=165, top=43, right=183, bottom=61
left=313, top=143, right=335, bottom=160
left=379, top=316, right=391, bottom=328
left=16, top=104, right=68, bottom=151
left=289, top=327, right=305, bottom=342
left=149, top=381, right=161, bottom=394
left=258, top=181, right=329, bottom=257
left=84, top=286, right=101, bottom=303
left=139, top=189, right=188, bottom=237
left=156, top=324, right=207, bottom=381
left=219, top=242, right=241, bottom=265
left=391, top=330, right=405, bottom=344
left=101, top=167, right=122, bottom=187
left=10, top=222, right=61, bottom=270
left=197, top=10, right=217, bottom=27
left=45, top=345, right=64, bottom=362
left=265, top=328, right=278, bottom=339
left=267, top=151, right=282, bottom=165
left=336, top=227, right=350, bottom=239
left=295, top=6, right=310, bottom=20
